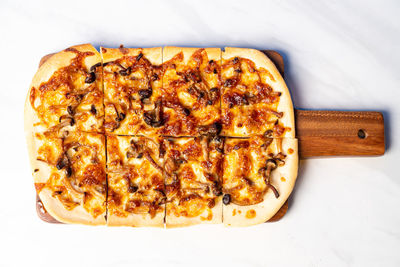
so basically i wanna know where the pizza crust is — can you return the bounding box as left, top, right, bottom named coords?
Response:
left=221, top=47, right=295, bottom=137
left=223, top=138, right=298, bottom=226
left=163, top=46, right=220, bottom=63
left=101, top=47, right=162, bottom=65
left=24, top=44, right=102, bottom=134
left=107, top=209, right=165, bottom=227
left=38, top=188, right=106, bottom=225
left=166, top=197, right=222, bottom=228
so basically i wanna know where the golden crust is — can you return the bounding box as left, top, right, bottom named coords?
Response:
left=101, top=47, right=162, bottom=65
left=107, top=208, right=164, bottom=227
left=221, top=47, right=295, bottom=137
left=223, top=138, right=298, bottom=226
left=166, top=198, right=222, bottom=228
left=163, top=47, right=220, bottom=63
left=39, top=188, right=106, bottom=225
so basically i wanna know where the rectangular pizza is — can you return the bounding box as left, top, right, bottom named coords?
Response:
left=25, top=44, right=299, bottom=227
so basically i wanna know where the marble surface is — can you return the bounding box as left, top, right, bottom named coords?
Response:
left=1, top=0, right=399, bottom=266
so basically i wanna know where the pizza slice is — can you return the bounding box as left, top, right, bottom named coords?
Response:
left=221, top=47, right=295, bottom=137
left=161, top=47, right=221, bottom=137
left=106, top=135, right=166, bottom=227
left=222, top=136, right=298, bottom=226
left=164, top=136, right=223, bottom=227
left=101, top=47, right=163, bottom=136
left=27, top=130, right=107, bottom=225
left=25, top=44, right=104, bottom=134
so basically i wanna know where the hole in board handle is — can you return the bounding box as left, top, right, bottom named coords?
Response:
left=358, top=129, right=366, bottom=139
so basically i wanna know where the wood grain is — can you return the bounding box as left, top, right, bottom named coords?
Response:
left=296, top=110, right=385, bottom=158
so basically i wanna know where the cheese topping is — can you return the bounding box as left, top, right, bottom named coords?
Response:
left=34, top=130, right=106, bottom=218
left=221, top=56, right=287, bottom=137
left=102, top=47, right=163, bottom=135
left=222, top=136, right=286, bottom=206
left=161, top=48, right=221, bottom=136
left=30, top=47, right=104, bottom=133
left=164, top=137, right=223, bottom=218
left=106, top=136, right=165, bottom=218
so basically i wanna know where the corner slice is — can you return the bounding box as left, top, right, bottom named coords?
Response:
left=106, top=135, right=165, bottom=227
left=164, top=136, right=223, bottom=227
left=162, top=47, right=221, bottom=136
left=221, top=47, right=295, bottom=137
left=101, top=47, right=163, bottom=136
left=25, top=44, right=104, bottom=134
left=222, top=137, right=298, bottom=226
left=27, top=130, right=106, bottom=225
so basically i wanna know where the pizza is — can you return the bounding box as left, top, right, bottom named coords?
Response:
left=25, top=44, right=104, bottom=134
left=161, top=47, right=221, bottom=136
left=221, top=47, right=295, bottom=137
left=25, top=44, right=298, bottom=227
left=164, top=136, right=223, bottom=227
left=102, top=47, right=163, bottom=136
left=222, top=136, right=297, bottom=226
left=27, top=130, right=106, bottom=225
left=106, top=135, right=165, bottom=227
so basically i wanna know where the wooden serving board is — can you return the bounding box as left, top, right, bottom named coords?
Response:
left=34, top=49, right=385, bottom=224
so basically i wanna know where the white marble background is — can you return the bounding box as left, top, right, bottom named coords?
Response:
left=0, top=0, right=399, bottom=266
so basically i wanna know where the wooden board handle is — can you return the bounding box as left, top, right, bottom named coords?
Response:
left=295, top=110, right=385, bottom=158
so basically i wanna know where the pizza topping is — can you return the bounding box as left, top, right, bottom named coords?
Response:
left=223, top=194, right=231, bottom=205
left=30, top=47, right=104, bottom=133
left=223, top=137, right=288, bottom=206
left=143, top=100, right=164, bottom=127
left=85, top=72, right=96, bottom=83
left=197, top=122, right=222, bottom=136
left=246, top=209, right=256, bottom=219
left=138, top=88, right=153, bottom=100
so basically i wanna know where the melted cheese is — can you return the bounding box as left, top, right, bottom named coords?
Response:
left=221, top=52, right=289, bottom=137
left=162, top=48, right=221, bottom=136
left=164, top=137, right=223, bottom=224
left=34, top=131, right=106, bottom=219
left=106, top=136, right=165, bottom=223
left=102, top=47, right=163, bottom=136
left=223, top=136, right=285, bottom=205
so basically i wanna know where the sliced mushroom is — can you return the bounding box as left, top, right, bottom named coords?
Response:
left=198, top=122, right=222, bottom=136
left=259, top=159, right=280, bottom=198
left=164, top=158, right=178, bottom=175
left=144, top=151, right=163, bottom=172
left=143, top=100, right=164, bottom=128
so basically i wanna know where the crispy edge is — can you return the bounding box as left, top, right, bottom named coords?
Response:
left=222, top=138, right=298, bottom=226
left=101, top=47, right=162, bottom=65
left=27, top=131, right=107, bottom=225
left=221, top=47, right=295, bottom=138
left=24, top=44, right=101, bottom=134
left=166, top=197, right=222, bottom=228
